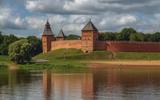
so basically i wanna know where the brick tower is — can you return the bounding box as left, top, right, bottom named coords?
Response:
left=56, top=29, right=65, bottom=40
left=81, top=20, right=99, bottom=53
left=42, top=20, right=55, bottom=53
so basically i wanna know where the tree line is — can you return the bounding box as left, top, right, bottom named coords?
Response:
left=1, top=27, right=160, bottom=64
left=0, top=32, right=42, bottom=56
left=99, top=28, right=160, bottom=42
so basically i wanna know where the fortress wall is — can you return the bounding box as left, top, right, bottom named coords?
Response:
left=95, top=41, right=107, bottom=50
left=51, top=40, right=82, bottom=50
left=106, top=41, right=160, bottom=52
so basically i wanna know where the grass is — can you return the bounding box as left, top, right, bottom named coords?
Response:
left=1, top=49, right=160, bottom=71
left=20, top=49, right=111, bottom=71
left=115, top=52, right=160, bottom=60
left=0, top=55, right=11, bottom=68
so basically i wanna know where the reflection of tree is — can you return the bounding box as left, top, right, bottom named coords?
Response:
left=8, top=69, right=17, bottom=100
left=8, top=69, right=31, bottom=100
left=0, top=69, right=8, bottom=87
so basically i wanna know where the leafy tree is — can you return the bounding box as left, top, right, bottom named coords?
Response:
left=151, top=32, right=160, bottom=42
left=0, top=34, right=19, bottom=55
left=65, top=34, right=81, bottom=40
left=143, top=34, right=152, bottom=42
left=0, top=32, right=3, bottom=43
left=8, top=39, right=32, bottom=64
left=129, top=33, right=144, bottom=41
left=99, top=32, right=116, bottom=41
left=27, top=36, right=42, bottom=56
left=117, top=28, right=137, bottom=41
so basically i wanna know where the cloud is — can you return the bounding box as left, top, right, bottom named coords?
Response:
left=1, top=0, right=160, bottom=36
left=0, top=7, right=27, bottom=30
left=25, top=0, right=160, bottom=15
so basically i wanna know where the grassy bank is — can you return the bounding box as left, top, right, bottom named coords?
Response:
left=0, top=56, right=11, bottom=68
left=115, top=52, right=160, bottom=60
left=19, top=49, right=111, bottom=71
left=1, top=49, right=160, bottom=70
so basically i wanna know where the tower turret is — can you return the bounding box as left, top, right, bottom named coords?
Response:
left=42, top=20, right=55, bottom=53
left=81, top=20, right=99, bottom=53
left=56, top=29, right=65, bottom=40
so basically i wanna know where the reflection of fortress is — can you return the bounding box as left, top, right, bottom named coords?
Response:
left=42, top=69, right=160, bottom=100
left=43, top=71, right=94, bottom=100
left=42, top=20, right=160, bottom=53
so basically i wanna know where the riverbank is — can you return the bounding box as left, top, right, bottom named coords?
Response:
left=1, top=49, right=160, bottom=70
left=90, top=60, right=160, bottom=66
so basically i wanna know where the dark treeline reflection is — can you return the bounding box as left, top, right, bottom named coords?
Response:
left=1, top=67, right=160, bottom=100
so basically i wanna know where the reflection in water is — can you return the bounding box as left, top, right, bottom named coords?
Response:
left=1, top=67, right=160, bottom=100
left=43, top=71, right=93, bottom=100
left=43, top=70, right=52, bottom=100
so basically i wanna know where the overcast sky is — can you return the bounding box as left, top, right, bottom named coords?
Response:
left=1, top=0, right=160, bottom=37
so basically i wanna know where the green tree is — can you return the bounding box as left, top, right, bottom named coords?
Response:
left=0, top=32, right=3, bottom=43
left=117, top=28, right=137, bottom=41
left=66, top=34, right=80, bottom=40
left=27, top=36, right=42, bottom=56
left=144, top=33, right=152, bottom=42
left=99, top=32, right=116, bottom=41
left=129, top=33, right=144, bottom=41
left=0, top=34, right=19, bottom=55
left=151, top=32, right=160, bottom=42
left=8, top=39, right=32, bottom=64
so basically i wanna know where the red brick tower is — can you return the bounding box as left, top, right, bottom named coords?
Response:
left=81, top=20, right=99, bottom=53
left=42, top=20, right=55, bottom=53
left=56, top=29, right=65, bottom=41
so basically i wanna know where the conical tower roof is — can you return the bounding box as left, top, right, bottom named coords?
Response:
left=43, top=20, right=54, bottom=36
left=57, top=29, right=65, bottom=37
left=82, top=20, right=98, bottom=31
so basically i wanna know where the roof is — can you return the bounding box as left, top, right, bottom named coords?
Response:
left=57, top=29, right=65, bottom=38
left=43, top=20, right=54, bottom=36
left=82, top=20, right=98, bottom=31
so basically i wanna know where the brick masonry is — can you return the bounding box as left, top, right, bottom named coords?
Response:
left=42, top=21, right=160, bottom=53
left=105, top=41, right=160, bottom=52
left=51, top=40, right=82, bottom=50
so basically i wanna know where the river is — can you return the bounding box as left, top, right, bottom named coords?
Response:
left=0, top=66, right=160, bottom=100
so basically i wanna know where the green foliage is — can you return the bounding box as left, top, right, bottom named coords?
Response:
left=8, top=39, right=32, bottom=64
left=120, top=28, right=137, bottom=34
left=99, top=32, right=117, bottom=41
left=27, top=36, right=42, bottom=56
left=129, top=33, right=144, bottom=41
left=151, top=32, right=160, bottom=42
left=117, top=28, right=137, bottom=41
left=0, top=34, right=19, bottom=55
left=0, top=32, right=42, bottom=56
left=144, top=34, right=152, bottom=41
left=65, top=34, right=81, bottom=40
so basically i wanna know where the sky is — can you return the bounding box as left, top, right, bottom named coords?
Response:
left=1, top=0, right=160, bottom=37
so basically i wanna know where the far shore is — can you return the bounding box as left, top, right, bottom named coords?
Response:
left=89, top=60, right=160, bottom=66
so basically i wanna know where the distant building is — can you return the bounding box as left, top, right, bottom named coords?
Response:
left=42, top=20, right=160, bottom=53
left=42, top=20, right=99, bottom=53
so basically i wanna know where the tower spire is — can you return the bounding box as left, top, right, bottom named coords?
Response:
left=43, top=20, right=54, bottom=36
left=81, top=19, right=97, bottom=31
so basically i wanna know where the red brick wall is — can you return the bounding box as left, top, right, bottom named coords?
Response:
left=51, top=40, right=82, bottom=50
left=42, top=35, right=55, bottom=53
left=95, top=41, right=106, bottom=50
left=105, top=41, right=160, bottom=52
left=81, top=31, right=94, bottom=52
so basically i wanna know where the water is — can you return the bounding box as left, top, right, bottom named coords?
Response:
left=1, top=67, right=160, bottom=100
